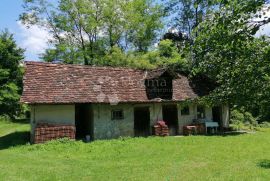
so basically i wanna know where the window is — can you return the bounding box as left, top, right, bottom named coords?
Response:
left=111, top=110, right=124, bottom=120
left=197, top=106, right=206, bottom=119
left=181, top=105, right=190, bottom=115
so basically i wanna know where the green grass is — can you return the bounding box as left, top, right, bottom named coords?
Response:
left=0, top=121, right=270, bottom=181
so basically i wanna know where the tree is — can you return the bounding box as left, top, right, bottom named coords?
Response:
left=163, top=0, right=219, bottom=64
left=191, top=0, right=270, bottom=112
left=96, top=46, right=129, bottom=67
left=128, top=39, right=188, bottom=70
left=20, top=0, right=163, bottom=64
left=80, top=39, right=188, bottom=70
left=0, top=30, right=24, bottom=118
left=165, top=0, right=215, bottom=36
left=148, top=39, right=188, bottom=68
left=125, top=0, right=163, bottom=52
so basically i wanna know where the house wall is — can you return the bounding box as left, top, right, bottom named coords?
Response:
left=149, top=103, right=163, bottom=124
left=178, top=104, right=196, bottom=134
left=91, top=102, right=217, bottom=139
left=29, top=102, right=230, bottom=141
left=205, top=107, right=213, bottom=120
left=92, top=103, right=164, bottom=140
left=92, top=104, right=134, bottom=139
left=30, top=105, right=75, bottom=141
left=177, top=104, right=213, bottom=134
left=222, top=104, right=230, bottom=127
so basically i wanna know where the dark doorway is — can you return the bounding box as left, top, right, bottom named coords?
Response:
left=212, top=106, right=222, bottom=126
left=75, top=104, right=93, bottom=139
left=162, top=105, right=179, bottom=135
left=134, top=107, right=150, bottom=137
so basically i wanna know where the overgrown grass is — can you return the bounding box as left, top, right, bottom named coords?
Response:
left=0, top=121, right=270, bottom=180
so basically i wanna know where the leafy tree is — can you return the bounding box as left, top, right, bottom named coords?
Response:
left=165, top=0, right=215, bottom=36
left=83, top=39, right=188, bottom=70
left=192, top=0, right=270, bottom=113
left=163, top=0, right=219, bottom=63
left=125, top=0, right=163, bottom=52
left=128, top=39, right=188, bottom=70
left=20, top=0, right=163, bottom=64
left=145, top=39, right=188, bottom=68
left=0, top=30, right=24, bottom=118
left=96, top=46, right=128, bottom=67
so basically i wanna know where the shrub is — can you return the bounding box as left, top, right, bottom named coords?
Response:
left=0, top=115, right=11, bottom=122
left=230, top=110, right=244, bottom=130
left=244, top=112, right=258, bottom=126
left=230, top=110, right=244, bottom=122
left=259, top=122, right=270, bottom=128
left=230, top=122, right=244, bottom=131
left=230, top=109, right=258, bottom=130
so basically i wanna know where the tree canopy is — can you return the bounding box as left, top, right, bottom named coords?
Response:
left=192, top=0, right=270, bottom=120
left=20, top=0, right=163, bottom=65
left=0, top=30, right=24, bottom=118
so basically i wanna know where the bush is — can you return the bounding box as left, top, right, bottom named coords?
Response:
left=259, top=122, right=270, bottom=128
left=244, top=112, right=258, bottom=126
left=230, top=110, right=244, bottom=130
left=230, top=122, right=245, bottom=131
left=0, top=115, right=12, bottom=122
left=230, top=109, right=258, bottom=130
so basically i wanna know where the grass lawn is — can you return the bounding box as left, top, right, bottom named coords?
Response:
left=0, top=121, right=270, bottom=181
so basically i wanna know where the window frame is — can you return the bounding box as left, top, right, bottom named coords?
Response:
left=181, top=105, right=190, bottom=116
left=197, top=105, right=206, bottom=119
left=111, top=109, right=124, bottom=120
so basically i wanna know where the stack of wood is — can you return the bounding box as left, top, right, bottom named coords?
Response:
left=34, top=123, right=76, bottom=144
left=183, top=124, right=206, bottom=135
left=195, top=124, right=205, bottom=134
left=183, top=125, right=197, bottom=136
left=153, top=121, right=169, bottom=136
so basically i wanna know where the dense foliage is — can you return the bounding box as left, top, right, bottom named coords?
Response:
left=92, top=39, right=189, bottom=70
left=165, top=0, right=214, bottom=37
left=0, top=31, right=24, bottom=118
left=191, top=0, right=270, bottom=121
left=230, top=109, right=258, bottom=130
left=21, top=0, right=163, bottom=65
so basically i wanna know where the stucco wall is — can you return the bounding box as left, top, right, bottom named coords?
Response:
left=30, top=105, right=75, bottom=141
left=205, top=107, right=213, bottom=120
left=149, top=103, right=163, bottom=124
left=29, top=103, right=229, bottom=141
left=222, top=104, right=230, bottom=127
left=92, top=103, right=165, bottom=139
left=92, top=104, right=134, bottom=139
left=92, top=103, right=220, bottom=139
left=177, top=104, right=213, bottom=134
left=178, top=104, right=196, bottom=134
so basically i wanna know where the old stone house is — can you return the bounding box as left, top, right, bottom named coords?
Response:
left=20, top=62, right=229, bottom=142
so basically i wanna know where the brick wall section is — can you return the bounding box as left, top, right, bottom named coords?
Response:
left=34, top=123, right=75, bottom=144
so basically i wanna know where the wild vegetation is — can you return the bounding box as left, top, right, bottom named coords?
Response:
left=0, top=120, right=270, bottom=180
left=0, top=31, right=25, bottom=119
left=20, top=0, right=164, bottom=65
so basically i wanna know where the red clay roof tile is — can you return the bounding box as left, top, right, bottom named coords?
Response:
left=20, top=62, right=201, bottom=104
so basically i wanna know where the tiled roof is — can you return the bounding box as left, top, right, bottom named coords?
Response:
left=20, top=62, right=204, bottom=104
